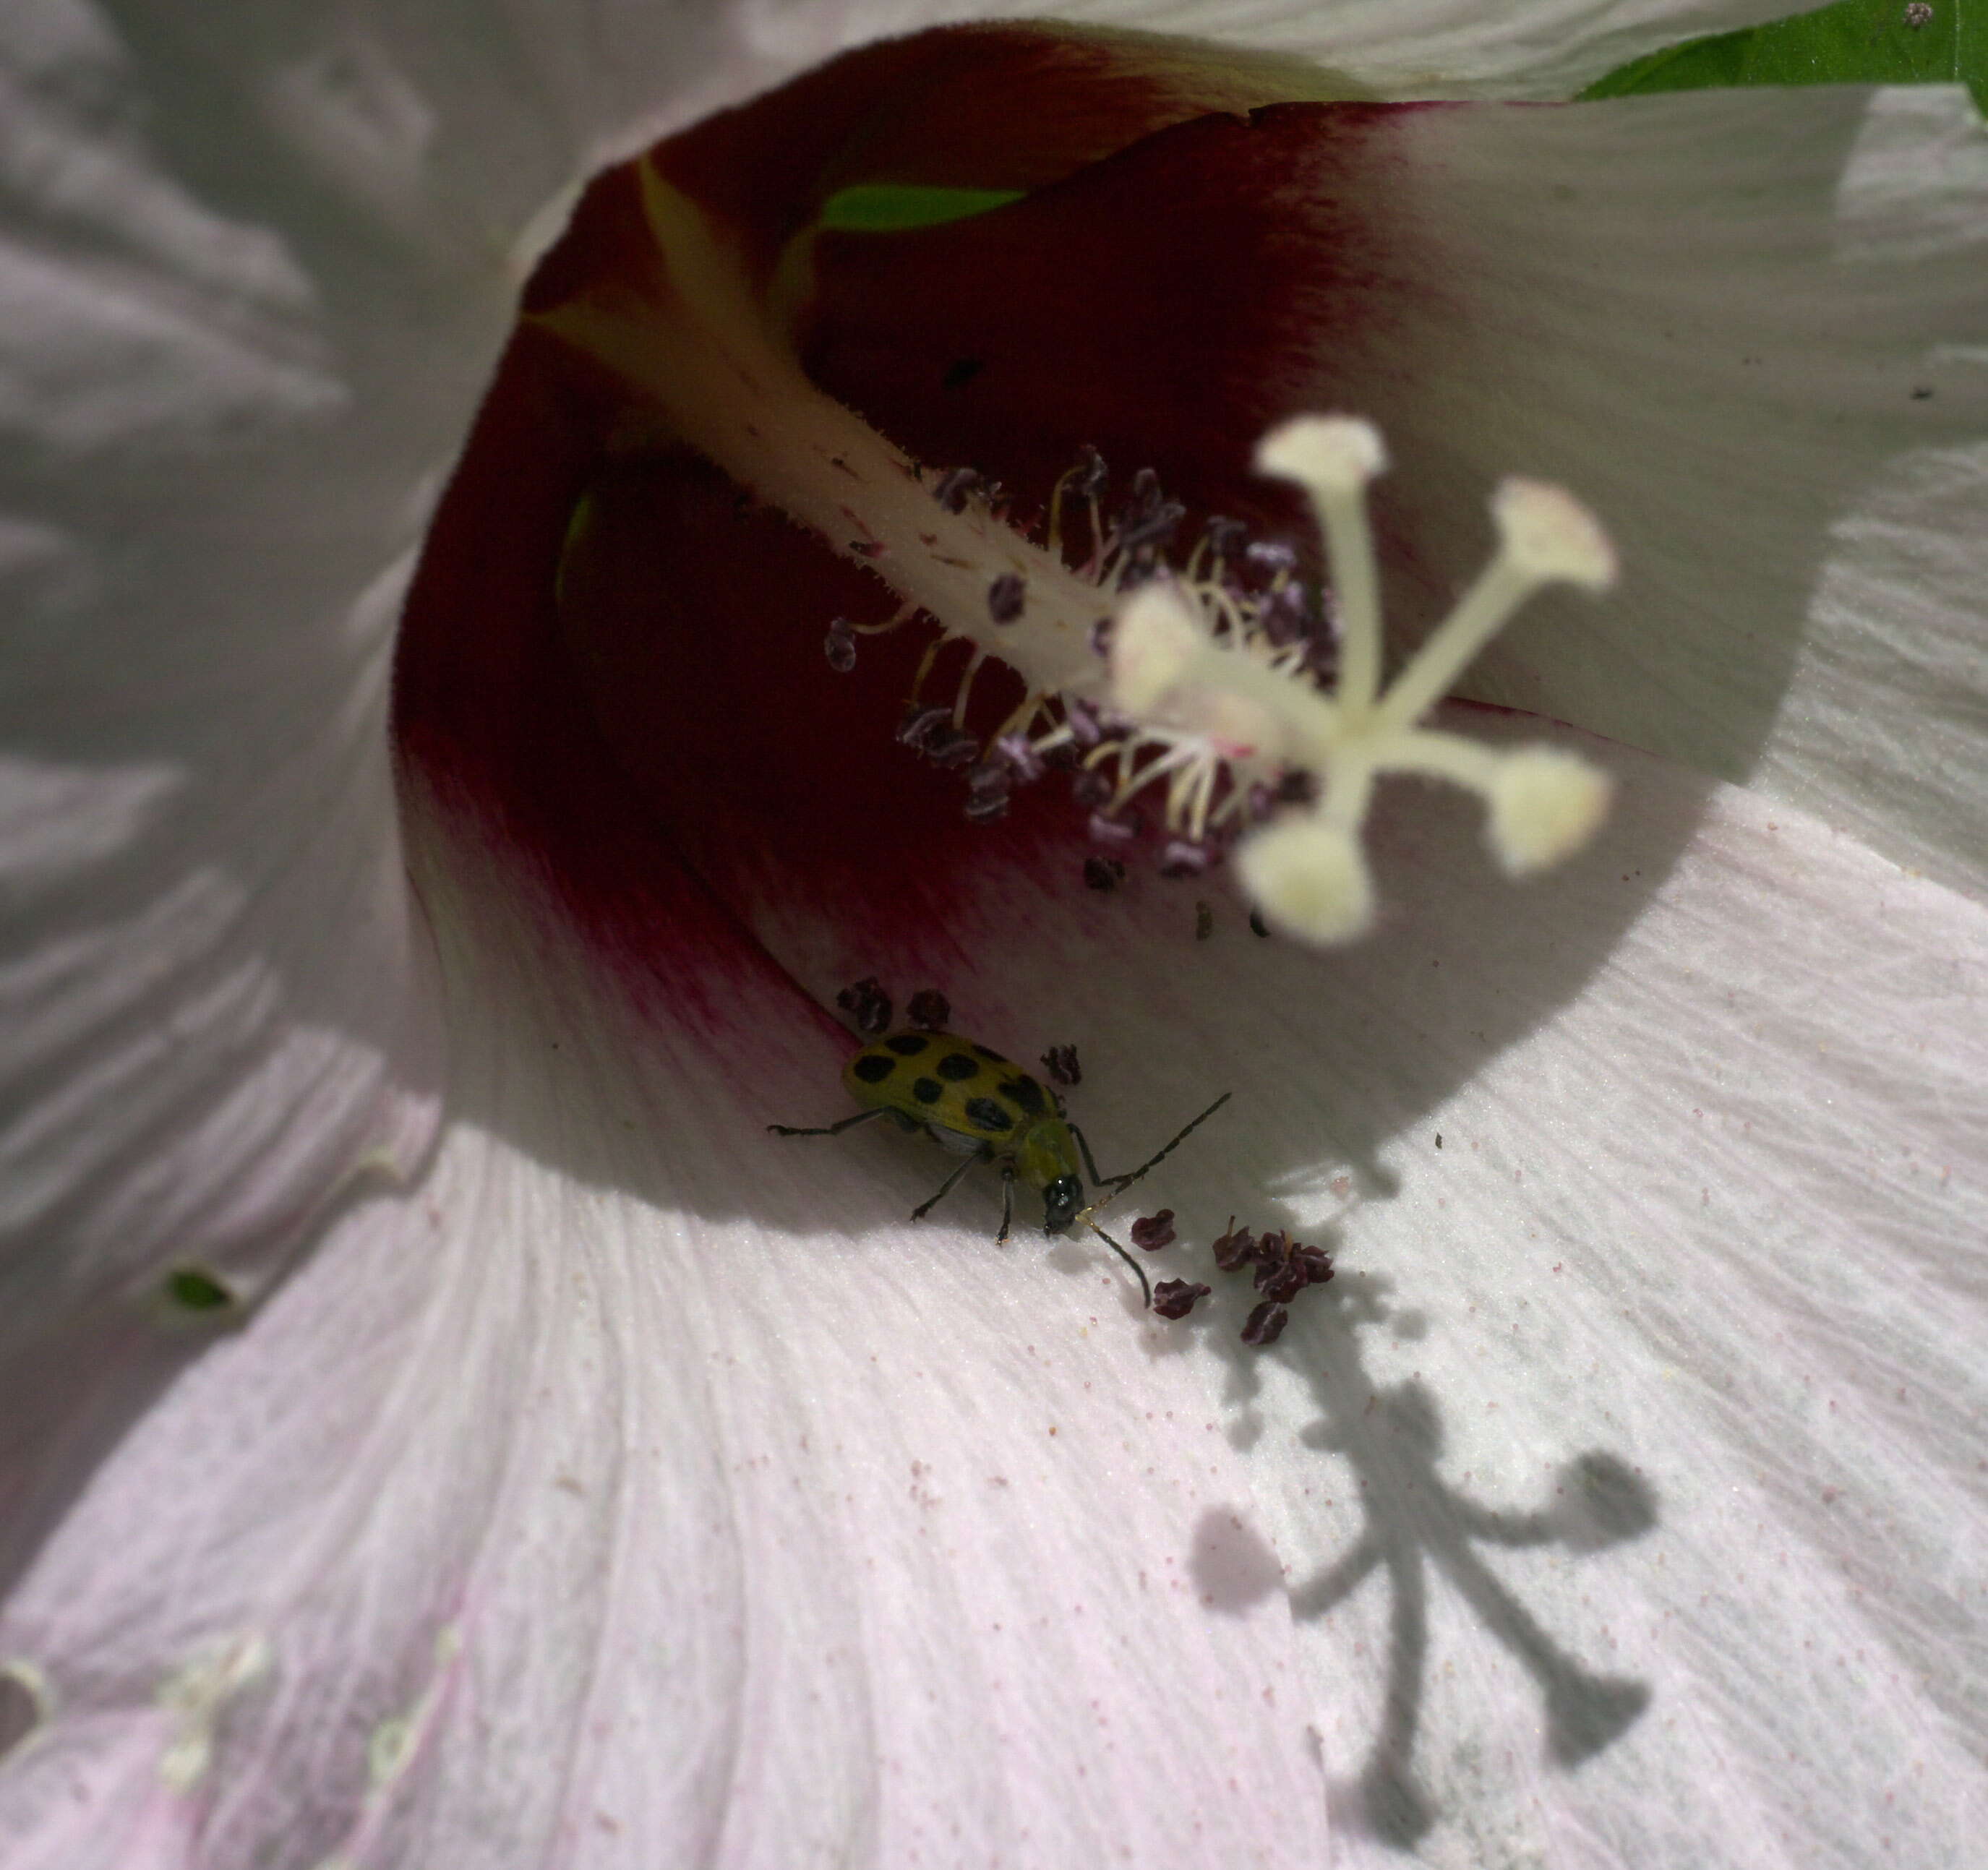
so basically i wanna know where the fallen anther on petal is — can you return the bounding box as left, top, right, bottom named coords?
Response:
left=1130, top=1210, right=1176, bottom=1251
left=1241, top=1300, right=1289, bottom=1348
left=1150, top=1279, right=1212, bottom=1321
left=836, top=976, right=893, bottom=1037
left=1212, top=1218, right=1256, bottom=1271
left=907, top=989, right=951, bottom=1031
left=1040, top=1043, right=1081, bottom=1087
left=1083, top=855, right=1126, bottom=892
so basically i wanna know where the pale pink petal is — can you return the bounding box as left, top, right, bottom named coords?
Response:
left=0, top=793, right=1331, bottom=1866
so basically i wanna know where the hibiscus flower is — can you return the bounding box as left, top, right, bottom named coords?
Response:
left=3, top=5, right=1982, bottom=1869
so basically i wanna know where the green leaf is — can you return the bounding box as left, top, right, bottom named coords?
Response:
left=1582, top=0, right=1984, bottom=114
left=163, top=1264, right=236, bottom=1311
left=817, top=184, right=1029, bottom=233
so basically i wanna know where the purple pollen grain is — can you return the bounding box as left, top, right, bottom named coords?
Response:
left=1151, top=1279, right=1212, bottom=1321
left=933, top=466, right=982, bottom=513
left=1087, top=810, right=1139, bottom=846
left=1159, top=839, right=1212, bottom=880
left=824, top=618, right=857, bottom=672
left=1040, top=1043, right=1081, bottom=1087
left=995, top=733, right=1045, bottom=784
left=896, top=704, right=949, bottom=750
left=925, top=724, right=980, bottom=768
left=1070, top=445, right=1108, bottom=501
left=835, top=976, right=893, bottom=1037
left=987, top=572, right=1027, bottom=623
left=1204, top=516, right=1248, bottom=560
left=1130, top=1210, right=1177, bottom=1252
left=1116, top=500, right=1185, bottom=554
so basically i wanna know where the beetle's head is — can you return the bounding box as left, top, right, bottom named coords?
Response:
left=1042, top=1174, right=1084, bottom=1235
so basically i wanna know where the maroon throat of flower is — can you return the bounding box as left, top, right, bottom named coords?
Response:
left=531, top=161, right=1619, bottom=945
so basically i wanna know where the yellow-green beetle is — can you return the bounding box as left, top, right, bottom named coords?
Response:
left=771, top=1029, right=1227, bottom=1305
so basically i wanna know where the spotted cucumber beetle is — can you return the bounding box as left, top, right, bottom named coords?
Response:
left=770, top=1029, right=1230, bottom=1307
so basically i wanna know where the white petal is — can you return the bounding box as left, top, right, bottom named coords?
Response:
left=881, top=2, right=1804, bottom=101
left=1263, top=85, right=1988, bottom=896
left=0, top=802, right=1329, bottom=1866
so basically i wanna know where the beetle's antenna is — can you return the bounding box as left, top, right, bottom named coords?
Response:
left=1105, top=1091, right=1232, bottom=1193
left=1074, top=1091, right=1232, bottom=1305
left=1086, top=1219, right=1152, bottom=1309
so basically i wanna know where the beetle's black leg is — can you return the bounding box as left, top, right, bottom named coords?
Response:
left=997, top=1164, right=1016, bottom=1245
left=1068, top=1122, right=1107, bottom=1188
left=1101, top=1091, right=1233, bottom=1191
left=911, top=1144, right=989, bottom=1222
left=768, top=1108, right=888, bottom=1138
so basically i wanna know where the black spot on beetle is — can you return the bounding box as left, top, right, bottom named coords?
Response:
left=852, top=1053, right=895, bottom=1084
left=886, top=1033, right=930, bottom=1056
left=1000, top=1076, right=1046, bottom=1115
left=964, top=1097, right=1014, bottom=1132
left=912, top=1077, right=945, bottom=1105
left=937, top=1052, right=980, bottom=1083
